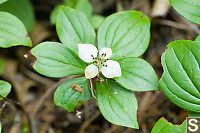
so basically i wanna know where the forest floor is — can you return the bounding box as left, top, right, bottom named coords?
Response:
left=0, top=0, right=199, bottom=133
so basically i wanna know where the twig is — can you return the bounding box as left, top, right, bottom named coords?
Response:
left=153, top=19, right=192, bottom=31
left=184, top=20, right=200, bottom=34
left=0, top=95, right=33, bottom=133
left=32, top=75, right=82, bottom=116
left=171, top=10, right=200, bottom=34
left=89, top=79, right=96, bottom=99
left=78, top=111, right=101, bottom=133
left=21, top=66, right=55, bottom=86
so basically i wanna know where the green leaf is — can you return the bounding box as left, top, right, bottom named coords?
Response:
left=160, top=40, right=200, bottom=112
left=63, top=0, right=78, bottom=7
left=195, top=35, right=200, bottom=41
left=51, top=0, right=94, bottom=26
left=115, top=57, right=158, bottom=92
left=0, top=59, right=3, bottom=75
left=0, top=0, right=7, bottom=4
left=31, top=41, right=86, bottom=78
left=169, top=0, right=200, bottom=25
left=79, top=82, right=91, bottom=101
left=0, top=12, right=32, bottom=48
left=56, top=6, right=96, bottom=51
left=75, top=0, right=92, bottom=17
left=90, top=15, right=105, bottom=29
left=96, top=79, right=138, bottom=128
left=98, top=10, right=150, bottom=58
left=0, top=0, right=35, bottom=31
left=0, top=80, right=11, bottom=98
left=151, top=118, right=186, bottom=133
left=54, top=77, right=91, bottom=112
left=50, top=6, right=60, bottom=25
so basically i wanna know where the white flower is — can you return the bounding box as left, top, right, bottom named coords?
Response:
left=78, top=44, right=122, bottom=79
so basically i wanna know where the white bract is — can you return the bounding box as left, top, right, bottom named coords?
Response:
left=78, top=44, right=122, bottom=79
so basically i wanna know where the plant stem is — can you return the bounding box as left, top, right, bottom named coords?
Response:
left=89, top=79, right=96, bottom=99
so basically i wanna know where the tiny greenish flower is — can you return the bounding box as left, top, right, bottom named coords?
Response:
left=78, top=44, right=122, bottom=79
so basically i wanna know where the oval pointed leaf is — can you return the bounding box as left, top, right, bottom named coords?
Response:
left=0, top=80, right=11, bottom=98
left=169, top=0, right=200, bottom=25
left=98, top=10, right=150, bottom=58
left=115, top=57, right=158, bottom=92
left=0, top=12, right=32, bottom=48
left=50, top=6, right=60, bottom=25
left=160, top=40, right=200, bottom=112
left=31, top=42, right=86, bottom=78
left=151, top=118, right=186, bottom=133
left=56, top=6, right=96, bottom=51
left=96, top=79, right=138, bottom=128
left=50, top=0, right=93, bottom=25
left=0, top=0, right=35, bottom=31
left=54, top=77, right=91, bottom=112
left=75, top=0, right=92, bottom=17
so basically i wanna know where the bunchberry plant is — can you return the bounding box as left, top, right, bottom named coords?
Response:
left=31, top=6, right=158, bottom=128
left=158, top=0, right=200, bottom=117
left=160, top=40, right=200, bottom=112
left=152, top=39, right=200, bottom=132
left=151, top=0, right=200, bottom=131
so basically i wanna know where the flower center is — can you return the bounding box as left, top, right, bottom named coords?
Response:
left=92, top=54, right=108, bottom=69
